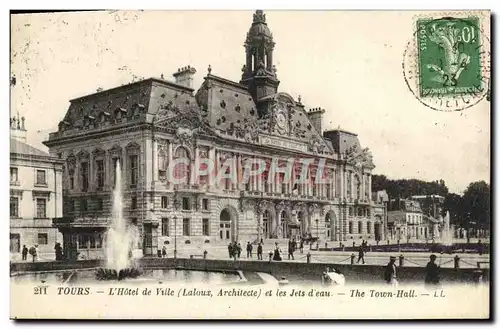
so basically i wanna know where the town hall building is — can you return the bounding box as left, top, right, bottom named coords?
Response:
left=44, top=11, right=385, bottom=259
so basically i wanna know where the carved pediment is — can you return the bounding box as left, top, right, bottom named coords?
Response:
left=345, top=145, right=375, bottom=169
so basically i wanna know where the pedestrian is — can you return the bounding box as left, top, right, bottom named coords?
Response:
left=237, top=243, right=242, bottom=258
left=227, top=243, right=233, bottom=258
left=257, top=242, right=263, bottom=260
left=246, top=242, right=253, bottom=258
left=288, top=239, right=295, bottom=260
left=273, top=242, right=282, bottom=261
left=21, top=245, right=28, bottom=261
left=384, top=256, right=398, bottom=286
left=299, top=239, right=304, bottom=253
left=54, top=243, right=63, bottom=261
left=162, top=245, right=167, bottom=258
left=357, top=245, right=365, bottom=264
left=424, top=254, right=440, bottom=287
left=29, top=245, right=37, bottom=263
left=322, top=267, right=332, bottom=285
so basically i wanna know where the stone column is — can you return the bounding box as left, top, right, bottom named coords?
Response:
left=340, top=169, right=345, bottom=200
left=208, top=147, right=215, bottom=189
left=237, top=154, right=242, bottom=190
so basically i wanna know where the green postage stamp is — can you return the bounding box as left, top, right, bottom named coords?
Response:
left=416, top=17, right=482, bottom=97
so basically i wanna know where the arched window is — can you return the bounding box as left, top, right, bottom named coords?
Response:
left=262, top=210, right=270, bottom=238
left=158, top=149, right=167, bottom=180
left=174, top=147, right=191, bottom=185
left=281, top=211, right=288, bottom=239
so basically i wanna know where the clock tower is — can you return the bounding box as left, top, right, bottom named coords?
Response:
left=240, top=10, right=280, bottom=112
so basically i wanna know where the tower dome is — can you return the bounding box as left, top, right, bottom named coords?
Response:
left=246, top=10, right=273, bottom=41
left=240, top=10, right=280, bottom=102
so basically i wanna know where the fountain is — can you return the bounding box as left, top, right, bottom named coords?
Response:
left=96, top=159, right=141, bottom=281
left=440, top=211, right=453, bottom=246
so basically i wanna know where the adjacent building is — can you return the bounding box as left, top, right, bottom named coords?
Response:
left=44, top=10, right=384, bottom=259
left=387, top=198, right=429, bottom=241
left=10, top=115, right=64, bottom=260
left=411, top=194, right=445, bottom=240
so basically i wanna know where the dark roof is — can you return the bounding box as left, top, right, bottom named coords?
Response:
left=11, top=138, right=50, bottom=157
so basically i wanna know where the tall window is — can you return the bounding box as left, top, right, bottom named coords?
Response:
left=367, top=222, right=372, bottom=234
left=131, top=196, right=137, bottom=209
left=96, top=198, right=103, bottom=211
left=183, top=218, right=190, bottom=236
left=182, top=197, right=191, bottom=210
left=158, top=149, right=167, bottom=180
left=96, top=159, right=105, bottom=189
left=174, top=147, right=190, bottom=185
left=262, top=210, right=270, bottom=238
left=161, top=218, right=169, bottom=236
left=161, top=196, right=168, bottom=209
left=80, top=199, right=88, bottom=212
left=67, top=157, right=76, bottom=190
left=348, top=221, right=353, bottom=234
left=10, top=167, right=18, bottom=183
left=10, top=197, right=19, bottom=217
left=202, top=198, right=209, bottom=211
left=81, top=162, right=89, bottom=192
left=38, top=233, right=48, bottom=245
left=36, top=169, right=46, bottom=185
left=36, top=198, right=46, bottom=218
left=129, top=155, right=138, bottom=187
left=358, top=221, right=363, bottom=234
left=202, top=218, right=210, bottom=236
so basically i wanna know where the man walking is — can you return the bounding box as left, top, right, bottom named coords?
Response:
left=21, top=245, right=28, bottom=261
left=246, top=242, right=253, bottom=258
left=424, top=254, right=440, bottom=287
left=288, top=239, right=295, bottom=260
left=384, top=256, right=398, bottom=286
left=257, top=242, right=263, bottom=260
left=357, top=245, right=365, bottom=264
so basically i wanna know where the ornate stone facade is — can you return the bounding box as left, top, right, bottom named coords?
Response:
left=44, top=11, right=385, bottom=259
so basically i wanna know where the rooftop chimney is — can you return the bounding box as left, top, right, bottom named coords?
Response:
left=306, top=107, right=326, bottom=133
left=173, top=65, right=197, bottom=89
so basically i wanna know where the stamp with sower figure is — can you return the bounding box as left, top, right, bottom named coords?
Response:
left=403, top=13, right=490, bottom=111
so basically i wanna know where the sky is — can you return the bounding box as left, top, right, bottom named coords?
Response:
left=10, top=10, right=490, bottom=194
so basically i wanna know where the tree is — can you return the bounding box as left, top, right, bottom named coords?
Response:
left=443, top=193, right=464, bottom=225
left=462, top=181, right=490, bottom=231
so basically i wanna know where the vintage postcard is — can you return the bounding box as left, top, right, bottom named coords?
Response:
left=9, top=10, right=491, bottom=319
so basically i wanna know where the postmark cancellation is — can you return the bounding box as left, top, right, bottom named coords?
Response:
left=403, top=11, right=490, bottom=111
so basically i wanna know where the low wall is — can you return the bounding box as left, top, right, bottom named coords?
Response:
left=10, top=259, right=104, bottom=274
left=11, top=258, right=488, bottom=285
left=325, top=242, right=490, bottom=254
left=140, top=258, right=489, bottom=284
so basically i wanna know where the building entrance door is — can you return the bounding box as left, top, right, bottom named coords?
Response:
left=219, top=209, right=232, bottom=241
left=374, top=223, right=381, bottom=241
left=10, top=234, right=20, bottom=253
